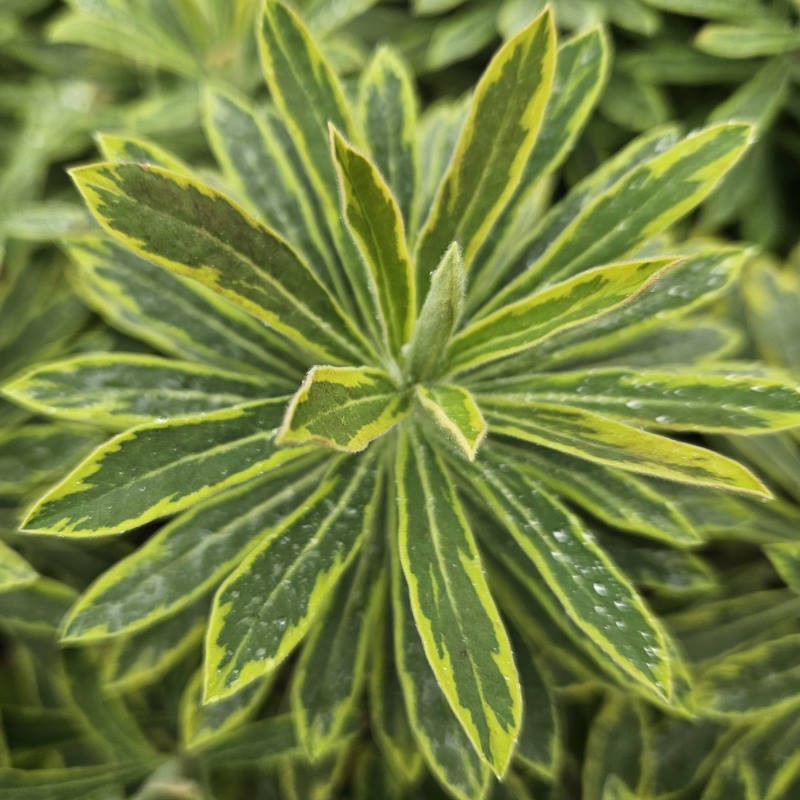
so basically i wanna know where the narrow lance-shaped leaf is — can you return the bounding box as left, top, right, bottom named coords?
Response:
left=415, top=384, right=487, bottom=461
left=4, top=354, right=269, bottom=430
left=278, top=366, right=410, bottom=452
left=483, top=401, right=770, bottom=496
left=0, top=541, right=37, bottom=593
left=468, top=26, right=611, bottom=311
left=358, top=46, right=417, bottom=226
left=415, top=8, right=556, bottom=295
left=389, top=507, right=491, bottom=800
left=464, top=455, right=674, bottom=701
left=204, top=454, right=381, bottom=701
left=95, top=132, right=191, bottom=173
left=23, top=399, right=310, bottom=537
left=292, top=514, right=387, bottom=759
left=202, top=89, right=340, bottom=297
left=331, top=127, right=415, bottom=354
left=66, top=236, right=304, bottom=381
left=485, top=122, right=752, bottom=311
left=481, top=367, right=800, bottom=434
left=258, top=1, right=383, bottom=342
left=405, top=242, right=464, bottom=382
left=449, top=258, right=673, bottom=374
left=396, top=431, right=522, bottom=775
left=70, top=163, right=371, bottom=365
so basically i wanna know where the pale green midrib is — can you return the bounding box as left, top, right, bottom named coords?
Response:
left=417, top=445, right=500, bottom=759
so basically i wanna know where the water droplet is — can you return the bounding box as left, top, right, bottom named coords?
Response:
left=593, top=583, right=608, bottom=596
left=552, top=529, right=567, bottom=542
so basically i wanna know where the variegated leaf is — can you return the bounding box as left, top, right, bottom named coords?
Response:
left=415, top=384, right=487, bottom=460
left=278, top=366, right=410, bottom=452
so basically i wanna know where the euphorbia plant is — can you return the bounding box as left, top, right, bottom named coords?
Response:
left=7, top=3, right=800, bottom=797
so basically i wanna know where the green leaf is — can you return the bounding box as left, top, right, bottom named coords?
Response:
left=414, top=8, right=556, bottom=293
left=390, top=520, right=491, bottom=800
left=331, top=127, right=415, bottom=354
left=450, top=258, right=672, bottom=374
left=639, top=0, right=763, bottom=21
left=468, top=26, right=611, bottom=310
left=696, top=634, right=800, bottom=716
left=202, top=89, right=339, bottom=296
left=278, top=366, right=410, bottom=452
left=0, top=577, right=75, bottom=635
left=292, top=517, right=386, bottom=759
left=23, top=399, right=309, bottom=536
left=302, top=0, right=381, bottom=37
left=181, top=669, right=275, bottom=751
left=483, top=401, right=769, bottom=496
left=61, top=458, right=325, bottom=641
left=463, top=455, right=674, bottom=700
left=396, top=431, right=521, bottom=775
left=696, top=23, right=800, bottom=58
left=200, top=714, right=302, bottom=767
left=765, top=543, right=800, bottom=596
left=0, top=764, right=151, bottom=800
left=103, top=601, right=206, bottom=692
left=70, top=163, right=369, bottom=365
left=0, top=541, right=36, bottom=593
left=4, top=354, right=269, bottom=430
left=415, top=384, right=487, bottom=461
left=358, top=46, right=417, bottom=226
left=492, top=443, right=700, bottom=545
left=258, top=1, right=381, bottom=337
left=65, top=236, right=304, bottom=382
left=484, top=123, right=752, bottom=311
left=405, top=242, right=465, bottom=382
left=204, top=454, right=381, bottom=700
left=0, top=424, right=101, bottom=497
left=583, top=698, right=649, bottom=800
left=480, top=367, right=800, bottom=434
left=95, top=132, right=191, bottom=173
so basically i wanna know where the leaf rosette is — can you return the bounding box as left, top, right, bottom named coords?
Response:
left=7, top=3, right=800, bottom=795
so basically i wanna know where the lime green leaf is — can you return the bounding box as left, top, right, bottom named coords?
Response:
left=508, top=629, right=559, bottom=778
left=415, top=8, right=556, bottom=292
left=465, top=456, right=674, bottom=702
left=0, top=424, right=102, bottom=497
left=370, top=617, right=425, bottom=784
left=181, top=669, right=275, bottom=751
left=278, top=744, right=354, bottom=800
left=293, top=518, right=386, bottom=759
left=278, top=366, right=409, bottom=452
left=405, top=242, right=464, bottom=382
left=358, top=46, right=417, bottom=226
left=450, top=258, right=672, bottom=374
left=640, top=0, right=763, bottom=21
left=765, top=544, right=800, bottom=596
left=200, top=714, right=302, bottom=767
left=61, top=458, right=325, bottom=641
left=468, top=26, right=611, bottom=310
left=103, top=601, right=206, bottom=692
left=202, top=89, right=339, bottom=295
left=23, top=399, right=309, bottom=536
left=95, top=132, right=191, bottom=173
left=415, top=384, right=487, bottom=461
left=66, top=237, right=304, bottom=382
left=484, top=401, right=769, bottom=496
left=481, top=367, right=800, bottom=434
left=486, top=123, right=752, bottom=310
left=697, top=634, right=800, bottom=716
left=492, top=443, right=700, bottom=545
left=70, top=163, right=369, bottom=365
left=4, top=354, right=269, bottom=430
left=696, top=23, right=800, bottom=58
left=396, top=432, right=521, bottom=775
left=302, top=0, right=381, bottom=37
left=331, top=127, right=415, bottom=354
left=390, top=525, right=491, bottom=800
left=205, top=454, right=381, bottom=701
left=583, top=698, right=648, bottom=800
left=0, top=541, right=36, bottom=592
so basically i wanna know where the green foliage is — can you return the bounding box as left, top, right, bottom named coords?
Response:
left=2, top=2, right=800, bottom=799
